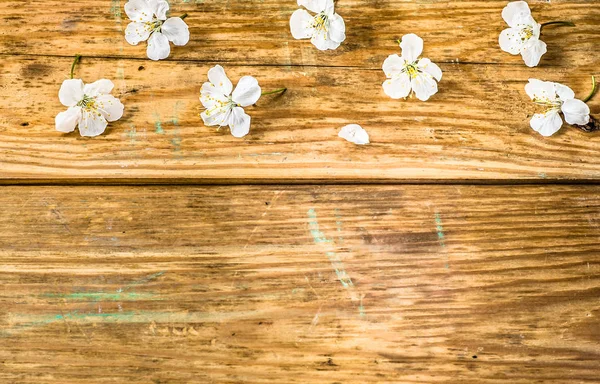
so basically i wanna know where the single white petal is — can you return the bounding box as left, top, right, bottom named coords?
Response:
left=555, top=83, right=575, bottom=102
left=382, top=54, right=407, bottom=77
left=338, top=124, right=370, bottom=145
left=232, top=76, right=261, bottom=107
left=311, top=31, right=340, bottom=50
left=411, top=73, right=438, bottom=101
left=521, top=39, right=547, bottom=67
left=328, top=13, right=346, bottom=43
left=200, top=83, right=229, bottom=109
left=228, top=107, right=251, bottom=138
left=83, top=79, right=114, bottom=96
left=201, top=107, right=231, bottom=127
left=562, top=99, right=590, bottom=126
left=146, top=31, right=170, bottom=61
left=499, top=28, right=524, bottom=55
left=290, top=9, right=314, bottom=40
left=125, top=21, right=151, bottom=45
left=207, top=65, right=233, bottom=96
left=525, top=78, right=556, bottom=101
left=161, top=17, right=189, bottom=46
left=55, top=106, right=82, bottom=133
left=400, top=33, right=423, bottom=63
left=58, top=79, right=84, bottom=107
left=417, top=58, right=442, bottom=81
left=149, top=0, right=169, bottom=20
left=124, top=0, right=155, bottom=22
left=530, top=110, right=563, bottom=137
left=502, top=1, right=531, bottom=27
left=297, top=0, right=327, bottom=13
left=78, top=110, right=108, bottom=137
left=96, top=95, right=124, bottom=122
left=383, top=73, right=411, bottom=99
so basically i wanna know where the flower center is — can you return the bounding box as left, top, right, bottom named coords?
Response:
left=77, top=95, right=98, bottom=111
left=203, top=96, right=239, bottom=122
left=533, top=96, right=562, bottom=113
left=518, top=25, right=534, bottom=41
left=144, top=18, right=163, bottom=33
left=404, top=63, right=420, bottom=79
left=312, top=13, right=329, bottom=33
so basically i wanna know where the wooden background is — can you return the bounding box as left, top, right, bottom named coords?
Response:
left=1, top=0, right=600, bottom=383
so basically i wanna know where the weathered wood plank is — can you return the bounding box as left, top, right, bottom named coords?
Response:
left=1, top=185, right=600, bottom=383
left=1, top=55, right=599, bottom=182
left=1, top=0, right=598, bottom=68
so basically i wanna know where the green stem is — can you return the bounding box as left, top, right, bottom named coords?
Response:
left=180, top=13, right=188, bottom=20
left=583, top=75, right=597, bottom=103
left=261, top=88, right=287, bottom=96
left=70, top=54, right=81, bottom=79
left=540, top=21, right=575, bottom=32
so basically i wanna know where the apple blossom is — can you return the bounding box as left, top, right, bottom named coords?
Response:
left=290, top=0, right=346, bottom=51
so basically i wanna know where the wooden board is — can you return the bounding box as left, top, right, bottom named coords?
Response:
left=1, top=55, right=599, bottom=182
left=1, top=0, right=599, bottom=182
left=1, top=185, right=600, bottom=383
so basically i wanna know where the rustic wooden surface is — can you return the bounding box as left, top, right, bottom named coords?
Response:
left=0, top=0, right=599, bottom=182
left=2, top=0, right=600, bottom=382
left=1, top=185, right=600, bottom=383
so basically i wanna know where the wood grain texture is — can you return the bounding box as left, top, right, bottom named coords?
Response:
left=1, top=0, right=599, bottom=182
left=1, top=55, right=599, bottom=182
left=1, top=185, right=600, bottom=383
left=1, top=0, right=598, bottom=67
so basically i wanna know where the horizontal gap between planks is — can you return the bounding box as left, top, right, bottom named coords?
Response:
left=0, top=52, right=556, bottom=70
left=2, top=179, right=600, bottom=187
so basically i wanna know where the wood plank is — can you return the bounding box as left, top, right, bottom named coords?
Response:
left=1, top=185, right=600, bottom=383
left=1, top=0, right=598, bottom=67
left=1, top=55, right=599, bottom=182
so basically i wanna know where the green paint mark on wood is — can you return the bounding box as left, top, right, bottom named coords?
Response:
left=308, top=209, right=353, bottom=288
left=153, top=112, right=165, bottom=134
left=434, top=211, right=449, bottom=268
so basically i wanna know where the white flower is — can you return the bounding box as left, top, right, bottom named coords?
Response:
left=55, top=79, right=124, bottom=137
left=290, top=0, right=346, bottom=51
left=124, top=0, right=190, bottom=61
left=200, top=65, right=262, bottom=138
left=338, top=124, right=370, bottom=145
left=499, top=1, right=546, bottom=67
left=525, top=79, right=590, bottom=137
left=382, top=34, right=442, bottom=102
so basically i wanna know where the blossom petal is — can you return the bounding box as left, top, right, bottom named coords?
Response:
left=200, top=83, right=229, bottom=109
left=502, top=1, right=531, bottom=27
left=297, top=0, right=328, bottom=13
left=382, top=54, right=407, bottom=77
left=228, top=107, right=251, bottom=138
left=96, top=95, right=124, bottom=122
left=499, top=28, right=524, bottom=55
left=328, top=13, right=346, bottom=43
left=530, top=110, right=563, bottom=137
left=232, top=76, right=261, bottom=107
left=79, top=110, right=108, bottom=137
left=58, top=79, right=84, bottom=107
left=208, top=65, right=233, bottom=96
left=83, top=79, right=114, bottom=96
left=311, top=31, right=340, bottom=50
left=521, top=39, right=547, bottom=67
left=290, top=9, right=314, bottom=39
left=525, top=79, right=556, bottom=101
left=417, top=58, right=442, bottom=81
left=125, top=21, right=151, bottom=45
left=383, top=73, right=411, bottom=99
left=149, top=0, right=169, bottom=20
left=555, top=83, right=575, bottom=102
left=162, top=17, right=190, bottom=46
left=562, top=99, right=590, bottom=126
left=411, top=73, right=438, bottom=101
left=400, top=33, right=423, bottom=63
left=55, top=106, right=82, bottom=133
left=201, top=107, right=231, bottom=127
left=124, top=0, right=155, bottom=22
left=338, top=124, right=370, bottom=145
left=146, top=31, right=170, bottom=61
